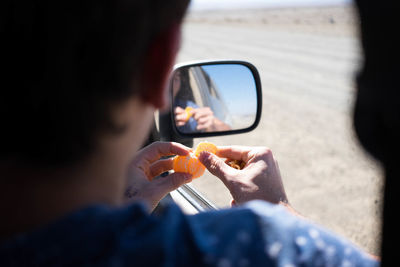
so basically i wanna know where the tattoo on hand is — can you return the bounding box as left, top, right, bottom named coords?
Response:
left=125, top=186, right=138, bottom=199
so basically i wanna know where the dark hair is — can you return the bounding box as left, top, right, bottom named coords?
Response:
left=173, top=68, right=195, bottom=104
left=354, top=0, right=398, bottom=263
left=0, top=0, right=189, bottom=166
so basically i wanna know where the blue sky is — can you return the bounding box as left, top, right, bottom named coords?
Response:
left=189, top=0, right=351, bottom=11
left=202, top=64, right=257, bottom=118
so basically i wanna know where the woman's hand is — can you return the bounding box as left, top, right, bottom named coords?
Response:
left=174, top=106, right=215, bottom=130
left=174, top=106, right=189, bottom=126
left=192, top=107, right=215, bottom=131
left=198, top=146, right=288, bottom=205
left=174, top=106, right=231, bottom=132
left=124, top=142, right=193, bottom=211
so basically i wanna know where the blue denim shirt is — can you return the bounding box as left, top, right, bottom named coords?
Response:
left=174, top=99, right=199, bottom=133
left=0, top=201, right=379, bottom=266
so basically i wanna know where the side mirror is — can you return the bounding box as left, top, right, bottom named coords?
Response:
left=170, top=60, right=262, bottom=137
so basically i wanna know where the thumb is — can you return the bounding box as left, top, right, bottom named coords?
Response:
left=157, top=172, right=192, bottom=194
left=198, top=151, right=234, bottom=183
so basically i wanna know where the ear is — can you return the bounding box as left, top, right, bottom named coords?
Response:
left=140, top=23, right=181, bottom=109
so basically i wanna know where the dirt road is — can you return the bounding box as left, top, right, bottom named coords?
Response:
left=175, top=6, right=383, bottom=254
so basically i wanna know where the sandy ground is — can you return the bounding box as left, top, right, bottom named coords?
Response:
left=175, top=5, right=383, bottom=255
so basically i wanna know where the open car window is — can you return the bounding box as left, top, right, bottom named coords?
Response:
left=176, top=2, right=382, bottom=256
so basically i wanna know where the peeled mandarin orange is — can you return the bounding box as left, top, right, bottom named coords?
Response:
left=172, top=153, right=205, bottom=179
left=184, top=107, right=194, bottom=121
left=194, top=141, right=218, bottom=158
left=172, top=142, right=218, bottom=179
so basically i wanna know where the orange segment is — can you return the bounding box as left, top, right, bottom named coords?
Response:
left=173, top=155, right=189, bottom=173
left=172, top=142, right=217, bottom=179
left=194, top=141, right=218, bottom=157
left=184, top=107, right=193, bottom=121
left=172, top=153, right=205, bottom=179
left=188, top=156, right=206, bottom=178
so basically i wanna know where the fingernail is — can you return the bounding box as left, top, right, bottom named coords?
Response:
left=198, top=151, right=210, bottom=161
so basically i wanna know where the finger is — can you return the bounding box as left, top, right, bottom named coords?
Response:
left=156, top=172, right=192, bottom=193
left=196, top=124, right=208, bottom=131
left=148, top=158, right=174, bottom=180
left=177, top=121, right=186, bottom=126
left=216, top=146, right=253, bottom=161
left=193, top=109, right=212, bottom=120
left=192, top=106, right=211, bottom=115
left=135, top=142, right=190, bottom=167
left=174, top=106, right=184, bottom=113
left=196, top=116, right=213, bottom=125
left=196, top=120, right=212, bottom=131
left=198, top=151, right=236, bottom=183
left=196, top=124, right=212, bottom=131
left=192, top=113, right=203, bottom=121
left=175, top=113, right=187, bottom=121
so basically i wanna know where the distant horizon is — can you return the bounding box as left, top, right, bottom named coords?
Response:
left=189, top=0, right=352, bottom=11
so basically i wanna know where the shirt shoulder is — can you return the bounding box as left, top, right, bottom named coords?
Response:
left=0, top=201, right=379, bottom=267
left=242, top=200, right=380, bottom=267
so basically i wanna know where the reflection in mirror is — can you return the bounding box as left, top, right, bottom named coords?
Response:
left=172, top=64, right=258, bottom=134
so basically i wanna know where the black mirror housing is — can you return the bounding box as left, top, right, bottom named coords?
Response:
left=169, top=60, right=262, bottom=138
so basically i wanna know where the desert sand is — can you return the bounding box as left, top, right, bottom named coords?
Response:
left=175, top=4, right=383, bottom=255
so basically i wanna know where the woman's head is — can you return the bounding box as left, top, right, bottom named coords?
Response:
left=1, top=0, right=190, bottom=167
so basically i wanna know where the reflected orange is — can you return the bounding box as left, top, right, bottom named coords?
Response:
left=184, top=107, right=193, bottom=121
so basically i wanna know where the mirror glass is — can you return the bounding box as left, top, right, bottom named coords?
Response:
left=171, top=63, right=259, bottom=135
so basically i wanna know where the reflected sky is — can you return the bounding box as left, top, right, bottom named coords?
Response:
left=202, top=64, right=257, bottom=119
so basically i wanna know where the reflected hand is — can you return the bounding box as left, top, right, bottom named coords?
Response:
left=125, top=142, right=193, bottom=211
left=174, top=106, right=216, bottom=130
left=174, top=106, right=191, bottom=126
left=198, top=146, right=288, bottom=205
left=192, top=107, right=215, bottom=131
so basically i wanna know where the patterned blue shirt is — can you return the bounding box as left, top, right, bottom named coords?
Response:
left=0, top=200, right=379, bottom=266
